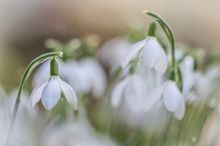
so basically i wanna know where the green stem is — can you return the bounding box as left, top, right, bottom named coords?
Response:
left=5, top=51, right=63, bottom=145
left=50, top=58, right=59, bottom=76
left=145, top=11, right=175, bottom=68
left=155, top=20, right=172, bottom=46
left=148, top=21, right=156, bottom=36
left=144, top=11, right=184, bottom=90
left=13, top=51, right=63, bottom=118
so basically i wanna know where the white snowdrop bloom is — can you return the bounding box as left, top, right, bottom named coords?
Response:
left=32, top=60, right=49, bottom=87
left=121, top=36, right=168, bottom=76
left=162, top=81, right=185, bottom=120
left=206, top=65, right=220, bottom=88
left=183, top=70, right=215, bottom=104
left=115, top=101, right=169, bottom=133
left=98, top=37, right=130, bottom=69
left=33, top=58, right=107, bottom=98
left=32, top=59, right=68, bottom=87
left=194, top=73, right=212, bottom=99
left=30, top=76, right=78, bottom=110
left=179, top=55, right=196, bottom=96
left=65, top=61, right=92, bottom=95
left=142, top=78, right=185, bottom=120
left=79, top=58, right=107, bottom=98
left=66, top=58, right=107, bottom=98
left=111, top=74, right=147, bottom=113
left=111, top=74, right=169, bottom=131
left=142, top=85, right=164, bottom=112
left=0, top=90, right=44, bottom=146
left=41, top=120, right=118, bottom=146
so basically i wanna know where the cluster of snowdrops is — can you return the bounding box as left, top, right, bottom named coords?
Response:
left=1, top=11, right=220, bottom=146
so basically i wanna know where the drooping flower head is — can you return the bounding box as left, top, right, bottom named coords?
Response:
left=111, top=12, right=186, bottom=121
left=121, top=22, right=168, bottom=76
left=30, top=58, right=78, bottom=110
left=33, top=38, right=107, bottom=99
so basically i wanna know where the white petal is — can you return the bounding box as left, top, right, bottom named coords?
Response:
left=68, top=61, right=92, bottom=94
left=142, top=85, right=163, bottom=112
left=81, top=58, right=107, bottom=98
left=182, top=56, right=195, bottom=71
left=124, top=75, right=146, bottom=113
left=32, top=61, right=50, bottom=87
left=58, top=78, right=78, bottom=110
left=140, top=37, right=161, bottom=69
left=41, top=76, right=61, bottom=110
left=174, top=96, right=185, bottom=120
left=163, top=81, right=181, bottom=112
left=30, top=82, right=47, bottom=107
left=182, top=72, right=195, bottom=95
left=180, top=56, right=195, bottom=95
left=111, top=77, right=129, bottom=107
left=154, top=47, right=168, bottom=75
left=120, top=39, right=145, bottom=68
left=98, top=37, right=130, bottom=68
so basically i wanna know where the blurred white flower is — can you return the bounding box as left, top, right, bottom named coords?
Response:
left=144, top=80, right=185, bottom=120
left=41, top=119, right=117, bottom=146
left=112, top=70, right=185, bottom=119
left=162, top=81, right=185, bottom=120
left=30, top=76, right=78, bottom=110
left=180, top=55, right=196, bottom=96
left=137, top=65, right=185, bottom=119
left=111, top=72, right=169, bottom=131
left=179, top=55, right=219, bottom=104
left=98, top=37, right=130, bottom=70
left=33, top=58, right=107, bottom=98
left=183, top=65, right=219, bottom=103
left=111, top=74, right=147, bottom=113
left=206, top=65, right=220, bottom=89
left=0, top=90, right=44, bottom=146
left=121, top=36, right=168, bottom=75
left=74, top=58, right=107, bottom=98
left=115, top=101, right=169, bottom=133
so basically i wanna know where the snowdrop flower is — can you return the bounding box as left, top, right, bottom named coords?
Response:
left=41, top=119, right=117, bottom=146
left=30, top=59, right=78, bottom=110
left=32, top=59, right=67, bottom=87
left=98, top=37, right=130, bottom=70
left=135, top=64, right=185, bottom=119
left=111, top=74, right=147, bottom=113
left=111, top=69, right=185, bottom=119
left=66, top=61, right=92, bottom=94
left=143, top=79, right=185, bottom=120
left=78, top=58, right=107, bottom=98
left=121, top=36, right=168, bottom=76
left=0, top=90, right=44, bottom=146
left=179, top=55, right=196, bottom=96
left=66, top=58, right=107, bottom=98
left=115, top=100, right=169, bottom=133
left=206, top=65, right=220, bottom=88
left=162, top=81, right=185, bottom=120
left=33, top=58, right=107, bottom=98
left=111, top=71, right=169, bottom=130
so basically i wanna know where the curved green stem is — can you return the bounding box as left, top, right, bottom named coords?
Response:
left=144, top=10, right=183, bottom=90
left=155, top=20, right=172, bottom=45
left=13, top=51, right=63, bottom=119
left=5, top=51, right=63, bottom=145
left=144, top=11, right=175, bottom=68
left=175, top=65, right=183, bottom=91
